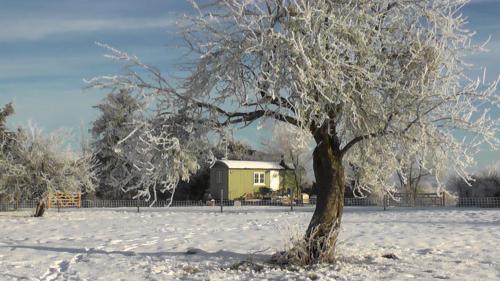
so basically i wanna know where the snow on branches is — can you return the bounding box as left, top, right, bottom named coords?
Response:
left=89, top=0, right=498, bottom=202
left=180, top=0, right=499, bottom=195
left=87, top=44, right=214, bottom=205
left=111, top=114, right=205, bottom=205
left=0, top=122, right=96, bottom=203
left=85, top=0, right=498, bottom=265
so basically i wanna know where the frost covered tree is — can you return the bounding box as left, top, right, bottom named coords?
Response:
left=214, top=137, right=259, bottom=160
left=0, top=102, right=19, bottom=206
left=0, top=102, right=14, bottom=135
left=396, top=158, right=432, bottom=196
left=91, top=90, right=147, bottom=199
left=261, top=123, right=313, bottom=196
left=87, top=50, right=214, bottom=204
left=0, top=103, right=95, bottom=216
left=0, top=122, right=96, bottom=216
left=90, top=0, right=499, bottom=264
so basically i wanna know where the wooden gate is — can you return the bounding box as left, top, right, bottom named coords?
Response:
left=386, top=192, right=445, bottom=207
left=48, top=192, right=81, bottom=208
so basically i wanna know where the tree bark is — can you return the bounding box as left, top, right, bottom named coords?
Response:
left=34, top=199, right=46, bottom=217
left=304, top=124, right=345, bottom=263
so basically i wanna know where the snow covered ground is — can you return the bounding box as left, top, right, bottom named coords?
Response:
left=0, top=206, right=498, bottom=281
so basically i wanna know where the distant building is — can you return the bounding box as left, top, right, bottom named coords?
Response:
left=209, top=160, right=294, bottom=200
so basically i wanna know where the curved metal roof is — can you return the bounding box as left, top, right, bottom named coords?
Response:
left=216, top=160, right=285, bottom=170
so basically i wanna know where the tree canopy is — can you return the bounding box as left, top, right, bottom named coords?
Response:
left=88, top=0, right=499, bottom=263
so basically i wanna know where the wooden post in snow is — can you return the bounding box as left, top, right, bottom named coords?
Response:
left=220, top=189, right=224, bottom=213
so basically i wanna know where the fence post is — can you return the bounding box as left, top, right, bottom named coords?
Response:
left=290, top=189, right=293, bottom=212
left=220, top=189, right=224, bottom=213
left=137, top=197, right=140, bottom=213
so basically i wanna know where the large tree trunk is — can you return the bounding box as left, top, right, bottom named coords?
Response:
left=270, top=123, right=346, bottom=265
left=34, top=199, right=46, bottom=217
left=304, top=128, right=345, bottom=264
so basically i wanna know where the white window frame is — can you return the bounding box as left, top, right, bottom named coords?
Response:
left=253, top=172, right=265, bottom=186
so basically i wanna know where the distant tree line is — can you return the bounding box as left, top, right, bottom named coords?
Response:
left=447, top=166, right=500, bottom=198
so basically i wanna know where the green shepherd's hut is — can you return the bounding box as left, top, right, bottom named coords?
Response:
left=209, top=160, right=295, bottom=200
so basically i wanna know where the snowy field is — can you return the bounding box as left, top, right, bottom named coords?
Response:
left=0, top=207, right=499, bottom=281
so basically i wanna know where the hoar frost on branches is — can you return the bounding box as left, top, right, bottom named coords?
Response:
left=87, top=45, right=214, bottom=205
left=91, top=90, right=147, bottom=199
left=182, top=0, right=498, bottom=192
left=0, top=105, right=96, bottom=216
left=89, top=0, right=499, bottom=264
left=121, top=115, right=204, bottom=204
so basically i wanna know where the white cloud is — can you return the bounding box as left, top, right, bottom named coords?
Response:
left=0, top=44, right=182, bottom=81
left=0, top=16, right=178, bottom=42
left=0, top=55, right=96, bottom=77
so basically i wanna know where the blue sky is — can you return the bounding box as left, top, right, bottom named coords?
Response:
left=0, top=0, right=498, bottom=168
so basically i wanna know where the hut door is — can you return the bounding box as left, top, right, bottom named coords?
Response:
left=270, top=170, right=280, bottom=191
